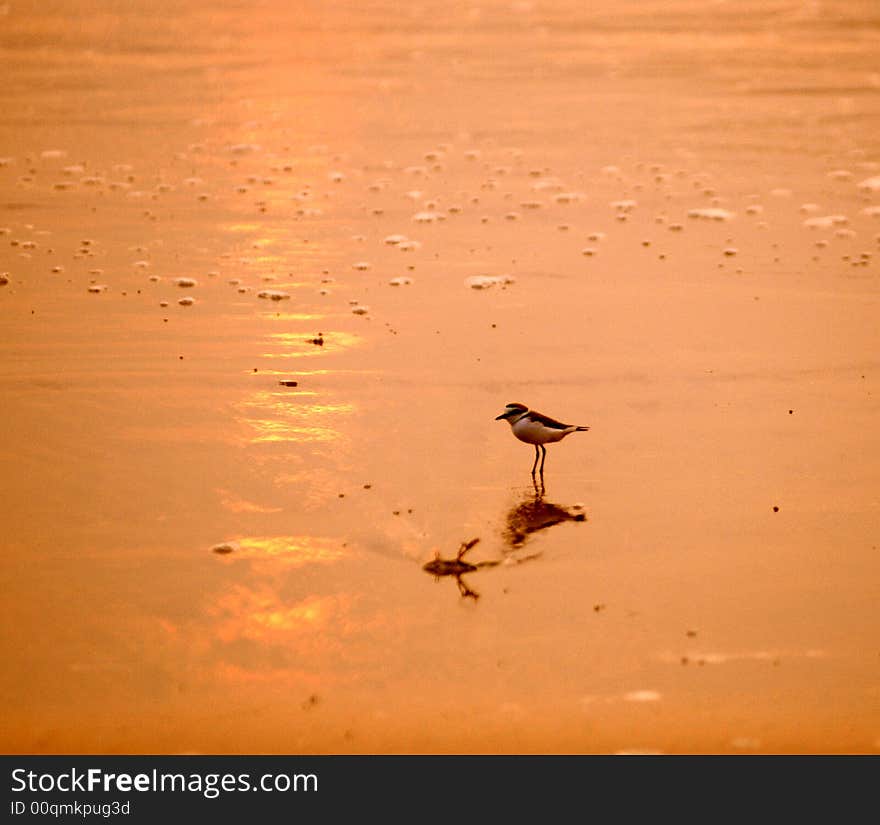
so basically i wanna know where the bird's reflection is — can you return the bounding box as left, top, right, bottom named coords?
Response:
left=502, top=476, right=586, bottom=551
left=422, top=538, right=499, bottom=600
left=422, top=482, right=587, bottom=600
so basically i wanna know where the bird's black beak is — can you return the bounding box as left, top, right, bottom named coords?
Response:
left=494, top=413, right=507, bottom=420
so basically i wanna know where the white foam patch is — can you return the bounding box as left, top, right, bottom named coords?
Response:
left=687, top=207, right=735, bottom=221
left=803, top=214, right=848, bottom=229
left=412, top=210, right=444, bottom=223
left=465, top=274, right=515, bottom=290
left=227, top=143, right=261, bottom=154
left=554, top=192, right=585, bottom=204
left=656, top=648, right=826, bottom=665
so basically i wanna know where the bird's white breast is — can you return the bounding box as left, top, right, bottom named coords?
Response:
left=511, top=416, right=568, bottom=445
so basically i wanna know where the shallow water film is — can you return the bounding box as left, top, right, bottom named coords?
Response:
left=2, top=1, right=879, bottom=754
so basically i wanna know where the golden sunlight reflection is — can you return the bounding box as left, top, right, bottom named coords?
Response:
left=219, top=535, right=353, bottom=568
left=212, top=588, right=350, bottom=645
left=262, top=329, right=363, bottom=358
left=262, top=313, right=323, bottom=322
left=220, top=218, right=334, bottom=264
left=222, top=223, right=264, bottom=234
left=217, top=489, right=283, bottom=514
left=242, top=252, right=282, bottom=266
left=236, top=391, right=354, bottom=444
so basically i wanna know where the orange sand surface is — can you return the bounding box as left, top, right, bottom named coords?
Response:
left=1, top=1, right=879, bottom=754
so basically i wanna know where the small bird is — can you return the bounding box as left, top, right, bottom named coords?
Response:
left=495, top=402, right=589, bottom=477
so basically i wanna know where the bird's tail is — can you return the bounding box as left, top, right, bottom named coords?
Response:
left=575, top=426, right=590, bottom=432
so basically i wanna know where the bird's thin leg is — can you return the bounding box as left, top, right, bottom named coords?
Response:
left=531, top=445, right=540, bottom=476
left=456, top=576, right=479, bottom=600
left=539, top=444, right=547, bottom=476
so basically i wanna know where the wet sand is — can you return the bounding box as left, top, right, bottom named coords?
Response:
left=1, top=1, right=879, bottom=754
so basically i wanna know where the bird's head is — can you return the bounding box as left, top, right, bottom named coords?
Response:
left=495, top=402, right=529, bottom=422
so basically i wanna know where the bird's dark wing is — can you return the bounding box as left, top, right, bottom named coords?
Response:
left=528, top=410, right=572, bottom=430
